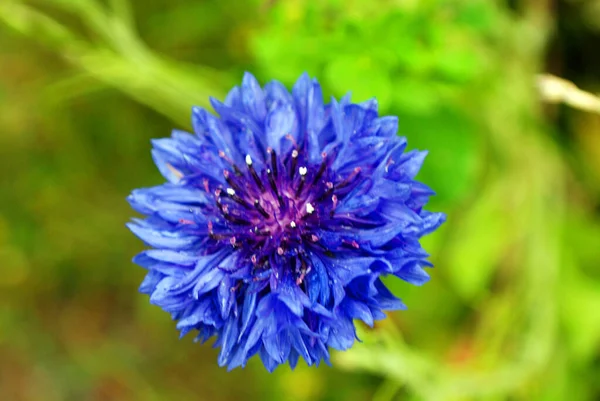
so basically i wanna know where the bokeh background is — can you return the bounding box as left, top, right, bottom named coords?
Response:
left=1, top=0, right=599, bottom=400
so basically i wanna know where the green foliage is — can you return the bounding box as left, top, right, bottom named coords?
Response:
left=0, top=0, right=599, bottom=400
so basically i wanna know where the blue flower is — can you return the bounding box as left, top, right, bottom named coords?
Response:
left=127, top=72, right=445, bottom=371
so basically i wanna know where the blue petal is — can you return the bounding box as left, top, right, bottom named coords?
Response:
left=150, top=277, right=192, bottom=311
left=395, top=150, right=428, bottom=179
left=306, top=253, right=331, bottom=307
left=373, top=279, right=407, bottom=310
left=292, top=72, right=311, bottom=126
left=395, top=262, right=431, bottom=286
left=192, top=106, right=237, bottom=161
left=218, top=315, right=240, bottom=367
left=224, top=85, right=243, bottom=109
left=241, top=72, right=267, bottom=123
left=244, top=315, right=267, bottom=354
left=259, top=347, right=279, bottom=373
left=176, top=297, right=214, bottom=331
left=151, top=144, right=190, bottom=183
left=326, top=316, right=355, bottom=351
left=218, top=276, right=235, bottom=319
left=372, top=116, right=399, bottom=137
left=127, top=222, right=198, bottom=249
left=289, top=329, right=311, bottom=366
left=263, top=329, right=291, bottom=364
left=139, top=271, right=164, bottom=294
left=404, top=211, right=447, bottom=237
left=288, top=349, right=300, bottom=370
left=239, top=292, right=257, bottom=340
left=265, top=103, right=297, bottom=154
left=360, top=98, right=378, bottom=113
left=210, top=98, right=267, bottom=164
left=192, top=267, right=225, bottom=298
left=264, top=80, right=294, bottom=108
left=143, top=249, right=198, bottom=266
left=341, top=298, right=374, bottom=327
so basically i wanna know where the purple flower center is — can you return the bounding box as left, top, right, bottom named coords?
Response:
left=206, top=145, right=362, bottom=284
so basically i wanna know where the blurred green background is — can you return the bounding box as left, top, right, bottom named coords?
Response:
left=1, top=0, right=599, bottom=400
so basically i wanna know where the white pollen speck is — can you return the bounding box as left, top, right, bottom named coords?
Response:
left=226, top=188, right=236, bottom=196
left=292, top=150, right=299, bottom=158
left=299, top=166, right=308, bottom=176
left=245, top=154, right=253, bottom=165
left=306, top=203, right=315, bottom=214
left=290, top=221, right=297, bottom=228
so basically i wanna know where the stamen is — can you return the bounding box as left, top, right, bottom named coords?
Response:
left=296, top=166, right=307, bottom=196
left=285, top=134, right=298, bottom=148
left=166, top=163, right=183, bottom=179
left=330, top=194, right=338, bottom=216
left=254, top=254, right=270, bottom=267
left=336, top=167, right=362, bottom=190
left=342, top=239, right=360, bottom=249
left=302, top=233, right=319, bottom=243
left=254, top=227, right=271, bottom=236
left=208, top=221, right=227, bottom=241
left=267, top=148, right=278, bottom=177
left=385, top=157, right=395, bottom=173
left=296, top=177, right=306, bottom=197
left=224, top=214, right=252, bottom=226
left=216, top=198, right=251, bottom=225
left=290, top=149, right=299, bottom=179
left=312, top=153, right=328, bottom=185
left=316, top=182, right=334, bottom=202
left=296, top=254, right=309, bottom=285
left=296, top=270, right=306, bottom=285
left=209, top=232, right=228, bottom=241
left=223, top=170, right=242, bottom=193
left=254, top=200, right=270, bottom=218
left=305, top=203, right=315, bottom=214
left=230, top=192, right=252, bottom=209
left=219, top=151, right=243, bottom=176
left=246, top=155, right=265, bottom=192
left=267, top=169, right=284, bottom=207
left=290, top=221, right=297, bottom=228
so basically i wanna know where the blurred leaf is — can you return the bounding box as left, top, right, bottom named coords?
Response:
left=562, top=273, right=600, bottom=363
left=560, top=214, right=600, bottom=362
left=401, top=107, right=482, bottom=206
left=393, top=78, right=440, bottom=114
left=324, top=55, right=392, bottom=107
left=0, top=1, right=227, bottom=126
left=252, top=0, right=497, bottom=115
left=444, top=181, right=512, bottom=300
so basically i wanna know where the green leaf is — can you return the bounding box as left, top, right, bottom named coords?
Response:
left=560, top=247, right=600, bottom=363
left=444, top=181, right=512, bottom=300
left=399, top=107, right=482, bottom=205
left=324, top=55, right=392, bottom=107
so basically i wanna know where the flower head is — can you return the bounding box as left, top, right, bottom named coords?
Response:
left=127, top=72, right=445, bottom=371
